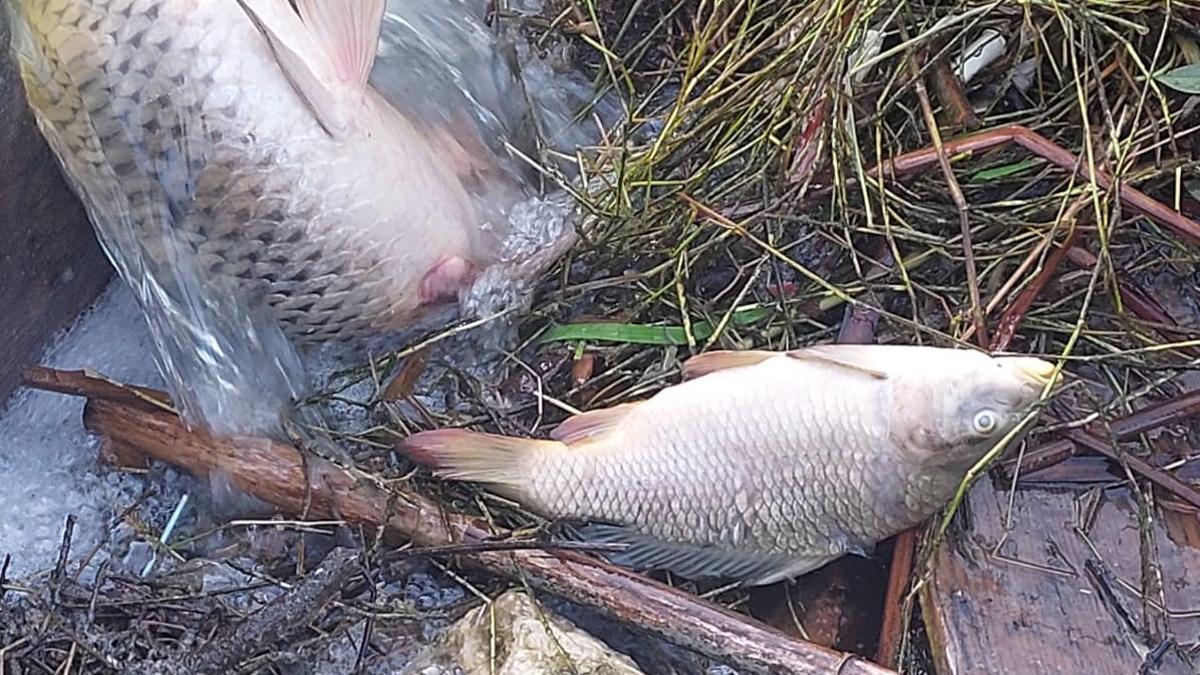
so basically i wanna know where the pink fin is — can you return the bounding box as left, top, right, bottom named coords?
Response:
left=418, top=255, right=476, bottom=305
left=550, top=403, right=638, bottom=446
left=237, top=0, right=384, bottom=136
left=236, top=0, right=346, bottom=135
left=400, top=429, right=556, bottom=499
left=295, top=0, right=385, bottom=87
left=680, top=350, right=778, bottom=379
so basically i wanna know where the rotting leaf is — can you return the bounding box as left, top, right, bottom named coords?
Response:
left=1156, top=63, right=1200, bottom=95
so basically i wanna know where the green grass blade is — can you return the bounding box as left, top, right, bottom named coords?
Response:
left=539, top=306, right=774, bottom=345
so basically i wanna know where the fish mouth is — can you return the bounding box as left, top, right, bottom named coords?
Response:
left=1004, top=356, right=1060, bottom=388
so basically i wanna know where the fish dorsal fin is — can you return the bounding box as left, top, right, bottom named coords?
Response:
left=550, top=403, right=638, bottom=446
left=579, top=524, right=831, bottom=586
left=680, top=350, right=779, bottom=380
left=786, top=345, right=890, bottom=380
left=237, top=0, right=383, bottom=136
left=295, top=0, right=385, bottom=87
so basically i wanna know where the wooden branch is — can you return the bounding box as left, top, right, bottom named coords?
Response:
left=871, top=124, right=1200, bottom=247
left=1061, top=427, right=1200, bottom=509
left=59, top=376, right=895, bottom=675
left=22, top=366, right=174, bottom=409
left=135, top=548, right=362, bottom=675
left=808, top=124, right=1200, bottom=248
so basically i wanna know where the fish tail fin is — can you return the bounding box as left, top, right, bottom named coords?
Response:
left=401, top=429, right=558, bottom=499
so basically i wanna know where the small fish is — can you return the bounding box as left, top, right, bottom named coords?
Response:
left=8, top=0, right=522, bottom=344
left=402, top=345, right=1058, bottom=586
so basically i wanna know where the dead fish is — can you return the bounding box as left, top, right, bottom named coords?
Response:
left=402, top=345, right=1058, bottom=586
left=7, top=0, right=520, bottom=344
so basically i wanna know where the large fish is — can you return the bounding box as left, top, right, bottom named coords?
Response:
left=403, top=345, right=1058, bottom=586
left=6, top=0, right=523, bottom=344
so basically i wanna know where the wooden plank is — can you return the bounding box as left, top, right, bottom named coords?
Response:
left=921, top=479, right=1200, bottom=674
left=0, top=11, right=113, bottom=402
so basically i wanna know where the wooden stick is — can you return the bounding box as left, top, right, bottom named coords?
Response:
left=873, top=528, right=915, bottom=667
left=810, top=124, right=1200, bottom=247
left=1061, top=427, right=1200, bottom=509
left=47, top=373, right=895, bottom=675
left=164, top=548, right=361, bottom=675
left=876, top=125, right=1200, bottom=246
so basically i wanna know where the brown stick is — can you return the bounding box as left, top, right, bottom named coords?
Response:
left=1109, top=392, right=1200, bottom=438
left=908, top=53, right=988, bottom=348
left=1003, top=392, right=1200, bottom=480
left=64, top=382, right=894, bottom=675
left=22, top=366, right=174, bottom=409
left=820, top=124, right=1200, bottom=248
left=989, top=220, right=1083, bottom=352
left=1065, top=247, right=1200, bottom=358
left=1061, top=428, right=1200, bottom=508
left=873, top=530, right=915, bottom=667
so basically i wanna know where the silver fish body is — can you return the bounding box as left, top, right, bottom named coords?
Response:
left=404, top=345, right=1057, bottom=585
left=8, top=0, right=515, bottom=343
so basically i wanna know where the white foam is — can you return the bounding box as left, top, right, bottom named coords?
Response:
left=0, top=281, right=170, bottom=580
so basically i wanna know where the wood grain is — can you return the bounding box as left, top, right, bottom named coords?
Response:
left=922, top=479, right=1200, bottom=674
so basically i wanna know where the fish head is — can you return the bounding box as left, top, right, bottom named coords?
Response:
left=888, top=349, right=1059, bottom=468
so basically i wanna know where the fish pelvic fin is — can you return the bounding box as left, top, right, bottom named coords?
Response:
left=680, top=350, right=779, bottom=379
left=400, top=429, right=557, bottom=499
left=579, top=524, right=832, bottom=586
left=295, top=0, right=385, bottom=88
left=550, top=403, right=638, bottom=446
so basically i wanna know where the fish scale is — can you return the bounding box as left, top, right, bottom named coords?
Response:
left=9, top=0, right=497, bottom=344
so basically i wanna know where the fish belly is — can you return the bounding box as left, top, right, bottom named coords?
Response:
left=11, top=0, right=476, bottom=343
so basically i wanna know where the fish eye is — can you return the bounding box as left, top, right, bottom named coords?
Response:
left=972, top=410, right=998, bottom=435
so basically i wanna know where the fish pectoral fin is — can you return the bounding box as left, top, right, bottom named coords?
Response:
left=830, top=529, right=877, bottom=558
left=235, top=0, right=351, bottom=137
left=550, top=403, right=638, bottom=446
left=680, top=350, right=779, bottom=379
left=785, top=345, right=891, bottom=380
left=578, top=524, right=827, bottom=587
left=295, top=0, right=386, bottom=88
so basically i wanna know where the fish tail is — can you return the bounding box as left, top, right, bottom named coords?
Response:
left=401, top=429, right=558, bottom=499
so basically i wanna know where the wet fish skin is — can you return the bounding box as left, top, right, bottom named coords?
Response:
left=8, top=0, right=513, bottom=344
left=402, top=345, right=1058, bottom=585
